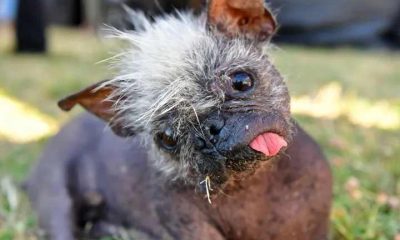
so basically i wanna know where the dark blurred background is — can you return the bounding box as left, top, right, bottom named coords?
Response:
left=1, top=0, right=400, bottom=52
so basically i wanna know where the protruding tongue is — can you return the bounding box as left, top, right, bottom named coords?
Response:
left=249, top=132, right=287, bottom=157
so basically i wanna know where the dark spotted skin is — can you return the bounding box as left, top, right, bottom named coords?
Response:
left=26, top=113, right=332, bottom=240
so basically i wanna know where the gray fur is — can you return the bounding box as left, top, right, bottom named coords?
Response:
left=105, top=11, right=291, bottom=184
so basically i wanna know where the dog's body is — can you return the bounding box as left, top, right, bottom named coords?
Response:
left=27, top=113, right=331, bottom=240
left=26, top=1, right=332, bottom=239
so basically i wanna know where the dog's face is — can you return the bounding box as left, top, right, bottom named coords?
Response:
left=59, top=0, right=293, bottom=190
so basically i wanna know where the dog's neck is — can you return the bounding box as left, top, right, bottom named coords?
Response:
left=169, top=157, right=279, bottom=208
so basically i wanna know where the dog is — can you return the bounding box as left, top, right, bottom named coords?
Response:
left=26, top=0, right=332, bottom=239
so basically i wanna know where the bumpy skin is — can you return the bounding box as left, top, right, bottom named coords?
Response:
left=26, top=113, right=332, bottom=240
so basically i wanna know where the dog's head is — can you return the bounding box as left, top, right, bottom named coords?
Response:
left=59, top=0, right=293, bottom=192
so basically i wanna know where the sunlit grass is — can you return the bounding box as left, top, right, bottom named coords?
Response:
left=292, top=82, right=400, bottom=130
left=0, top=80, right=397, bottom=143
left=0, top=91, right=59, bottom=143
left=0, top=26, right=399, bottom=240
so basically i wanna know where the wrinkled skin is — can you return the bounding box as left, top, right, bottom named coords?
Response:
left=26, top=113, right=332, bottom=240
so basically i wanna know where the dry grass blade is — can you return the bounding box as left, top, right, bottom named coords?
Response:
left=200, top=176, right=213, bottom=204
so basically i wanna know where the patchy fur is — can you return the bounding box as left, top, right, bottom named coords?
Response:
left=105, top=11, right=290, bottom=184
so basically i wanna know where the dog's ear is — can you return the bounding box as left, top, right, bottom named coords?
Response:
left=58, top=80, right=134, bottom=137
left=207, top=0, right=277, bottom=42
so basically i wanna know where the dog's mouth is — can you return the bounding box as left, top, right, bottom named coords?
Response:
left=192, top=112, right=292, bottom=198
left=196, top=131, right=289, bottom=192
left=249, top=132, right=287, bottom=157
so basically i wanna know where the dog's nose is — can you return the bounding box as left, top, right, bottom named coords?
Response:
left=205, top=117, right=225, bottom=144
left=193, top=116, right=225, bottom=150
left=208, top=119, right=224, bottom=135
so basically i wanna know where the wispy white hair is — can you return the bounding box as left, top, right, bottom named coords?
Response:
left=105, top=11, right=221, bottom=133
left=101, top=10, right=289, bottom=182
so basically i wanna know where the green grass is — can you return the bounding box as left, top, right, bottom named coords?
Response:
left=0, top=26, right=399, bottom=240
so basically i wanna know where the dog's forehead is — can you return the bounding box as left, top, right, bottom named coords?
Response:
left=110, top=12, right=269, bottom=132
left=115, top=12, right=264, bottom=81
left=114, top=13, right=207, bottom=80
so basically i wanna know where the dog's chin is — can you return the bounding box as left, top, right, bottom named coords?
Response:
left=193, top=148, right=286, bottom=197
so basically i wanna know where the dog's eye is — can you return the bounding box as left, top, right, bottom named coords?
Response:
left=231, top=72, right=253, bottom=92
left=158, top=127, right=177, bottom=151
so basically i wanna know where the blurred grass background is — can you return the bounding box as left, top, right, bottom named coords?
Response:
left=0, top=27, right=399, bottom=240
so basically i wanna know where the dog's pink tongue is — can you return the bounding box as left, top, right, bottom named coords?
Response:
left=249, top=132, right=287, bottom=156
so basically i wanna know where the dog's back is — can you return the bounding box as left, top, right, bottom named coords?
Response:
left=27, top=113, right=332, bottom=240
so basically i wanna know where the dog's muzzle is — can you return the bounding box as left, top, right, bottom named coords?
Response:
left=193, top=111, right=289, bottom=159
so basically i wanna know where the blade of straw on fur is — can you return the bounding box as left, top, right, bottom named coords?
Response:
left=200, top=176, right=213, bottom=204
